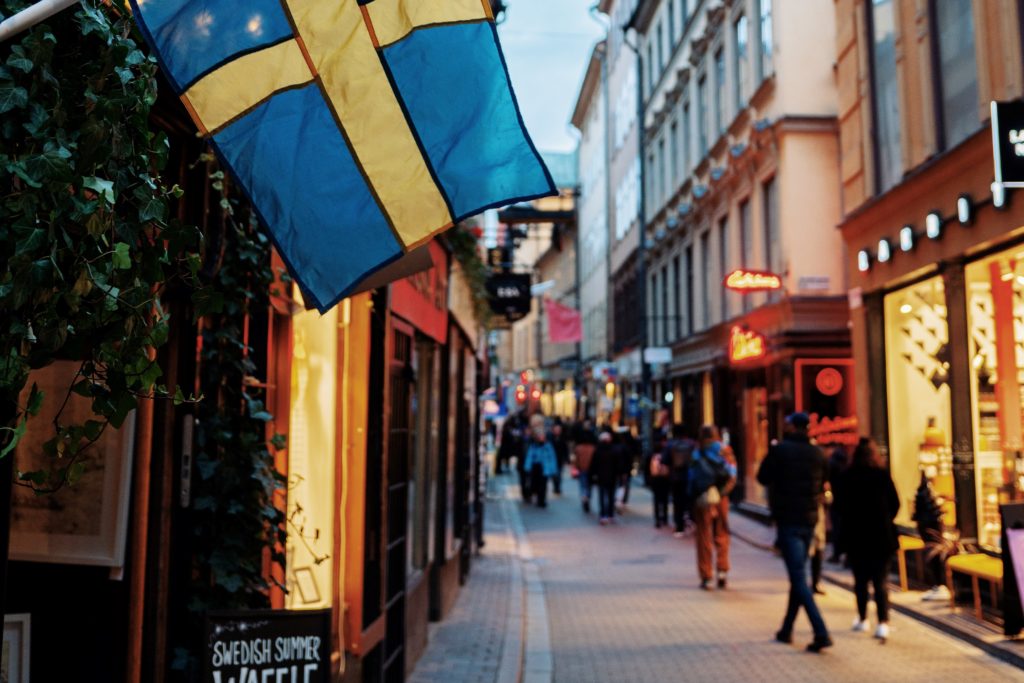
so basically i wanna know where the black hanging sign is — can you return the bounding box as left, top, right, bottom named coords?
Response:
left=205, top=609, right=331, bottom=683
left=486, top=272, right=532, bottom=322
left=991, top=100, right=1024, bottom=187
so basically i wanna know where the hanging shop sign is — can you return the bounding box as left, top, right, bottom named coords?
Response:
left=724, top=269, right=782, bottom=292
left=795, top=359, right=858, bottom=447
left=206, top=609, right=330, bottom=683
left=486, top=272, right=532, bottom=322
left=991, top=100, right=1024, bottom=187
left=728, top=326, right=767, bottom=364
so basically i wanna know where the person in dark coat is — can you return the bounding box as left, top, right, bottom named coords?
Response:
left=827, top=445, right=850, bottom=563
left=840, top=437, right=899, bottom=642
left=497, top=413, right=524, bottom=476
left=757, top=412, right=833, bottom=653
left=550, top=419, right=570, bottom=495
left=591, top=428, right=621, bottom=524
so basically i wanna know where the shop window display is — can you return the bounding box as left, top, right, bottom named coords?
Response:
left=884, top=277, right=956, bottom=529
left=966, top=247, right=1024, bottom=550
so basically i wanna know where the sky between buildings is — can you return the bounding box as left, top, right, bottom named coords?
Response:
left=498, top=0, right=606, bottom=154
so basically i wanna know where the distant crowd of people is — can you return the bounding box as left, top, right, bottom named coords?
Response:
left=494, top=408, right=906, bottom=654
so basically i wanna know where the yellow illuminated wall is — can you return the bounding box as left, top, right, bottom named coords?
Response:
left=285, top=296, right=337, bottom=610
left=884, top=276, right=953, bottom=528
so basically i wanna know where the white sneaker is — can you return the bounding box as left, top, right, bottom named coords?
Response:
left=851, top=618, right=869, bottom=633
left=921, top=585, right=952, bottom=602
left=874, top=623, right=890, bottom=640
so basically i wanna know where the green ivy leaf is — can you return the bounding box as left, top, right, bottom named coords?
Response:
left=83, top=176, right=116, bottom=204
left=26, top=383, right=43, bottom=416
left=6, top=46, right=33, bottom=73
left=66, top=461, right=87, bottom=486
left=0, top=84, right=28, bottom=114
left=0, top=419, right=26, bottom=459
left=112, top=242, right=131, bottom=270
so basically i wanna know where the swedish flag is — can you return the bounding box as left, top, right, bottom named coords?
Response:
left=128, top=0, right=555, bottom=311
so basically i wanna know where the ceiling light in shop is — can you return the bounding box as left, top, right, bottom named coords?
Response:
left=664, top=391, right=674, bottom=403
left=900, top=226, right=914, bottom=251
left=957, top=194, right=973, bottom=225
left=926, top=212, right=943, bottom=239
left=900, top=303, right=913, bottom=314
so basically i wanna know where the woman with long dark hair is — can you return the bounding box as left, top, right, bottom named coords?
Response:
left=839, top=437, right=900, bottom=641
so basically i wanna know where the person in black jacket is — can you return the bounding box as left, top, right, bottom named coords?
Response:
left=756, top=412, right=833, bottom=653
left=591, top=428, right=621, bottom=524
left=840, top=437, right=900, bottom=642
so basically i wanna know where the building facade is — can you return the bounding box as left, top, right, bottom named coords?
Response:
left=630, top=0, right=849, bottom=508
left=597, top=0, right=644, bottom=425
left=835, top=0, right=1024, bottom=555
left=572, top=42, right=612, bottom=421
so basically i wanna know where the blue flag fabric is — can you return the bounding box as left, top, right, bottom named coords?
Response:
left=129, top=0, right=555, bottom=311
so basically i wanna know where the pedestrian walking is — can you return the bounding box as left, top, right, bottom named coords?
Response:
left=496, top=412, right=524, bottom=475
left=839, top=437, right=900, bottom=642
left=688, top=425, right=736, bottom=590
left=523, top=415, right=558, bottom=508
left=616, top=427, right=638, bottom=508
left=827, top=444, right=849, bottom=563
left=810, top=500, right=827, bottom=595
left=647, top=442, right=671, bottom=528
left=573, top=426, right=597, bottom=513
left=551, top=419, right=569, bottom=495
left=756, top=412, right=833, bottom=652
left=664, top=424, right=696, bottom=536
left=591, top=428, right=620, bottom=524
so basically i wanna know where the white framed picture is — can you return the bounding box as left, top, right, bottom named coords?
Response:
left=10, top=360, right=136, bottom=569
left=2, top=613, right=30, bottom=683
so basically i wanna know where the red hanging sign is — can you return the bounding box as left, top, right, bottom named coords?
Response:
left=724, top=269, right=782, bottom=292
left=729, top=326, right=767, bottom=364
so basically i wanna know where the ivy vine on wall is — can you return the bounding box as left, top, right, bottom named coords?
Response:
left=0, top=0, right=202, bottom=488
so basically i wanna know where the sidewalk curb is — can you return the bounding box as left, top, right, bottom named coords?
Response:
left=501, top=486, right=554, bottom=683
left=730, top=518, right=1024, bottom=671
left=496, top=497, right=524, bottom=683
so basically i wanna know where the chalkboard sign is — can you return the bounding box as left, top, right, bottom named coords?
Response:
left=205, top=609, right=331, bottom=683
left=1001, top=503, right=1024, bottom=637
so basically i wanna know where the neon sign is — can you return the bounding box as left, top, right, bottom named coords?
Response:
left=724, top=269, right=782, bottom=292
left=729, top=326, right=767, bottom=364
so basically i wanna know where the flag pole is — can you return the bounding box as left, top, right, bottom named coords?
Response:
left=0, top=0, right=79, bottom=43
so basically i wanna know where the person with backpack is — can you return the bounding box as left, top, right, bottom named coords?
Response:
left=523, top=415, right=558, bottom=508
left=756, top=412, right=833, bottom=653
left=663, top=423, right=696, bottom=536
left=688, top=425, right=737, bottom=590
left=573, top=426, right=597, bottom=513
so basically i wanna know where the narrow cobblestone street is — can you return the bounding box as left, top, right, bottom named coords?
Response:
left=411, top=474, right=1024, bottom=683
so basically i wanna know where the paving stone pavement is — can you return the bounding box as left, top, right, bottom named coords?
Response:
left=519, top=474, right=1024, bottom=683
left=408, top=496, right=517, bottom=683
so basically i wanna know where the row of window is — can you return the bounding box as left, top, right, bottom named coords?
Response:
left=647, top=175, right=778, bottom=345
left=644, top=0, right=774, bottom=215
left=869, top=0, right=980, bottom=193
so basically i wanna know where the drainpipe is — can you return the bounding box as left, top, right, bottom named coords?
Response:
left=623, top=30, right=652, bottom=459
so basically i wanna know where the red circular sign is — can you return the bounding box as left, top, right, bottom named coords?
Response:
left=816, top=368, right=844, bottom=396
